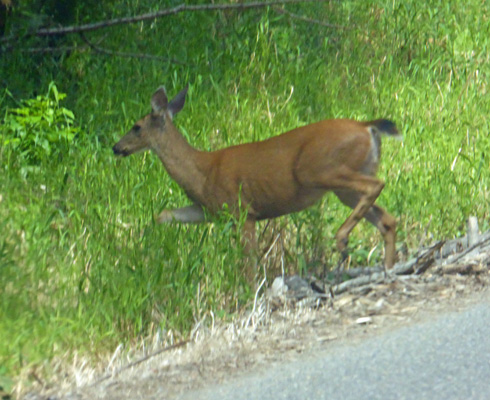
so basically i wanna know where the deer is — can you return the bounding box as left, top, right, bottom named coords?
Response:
left=113, top=85, right=401, bottom=271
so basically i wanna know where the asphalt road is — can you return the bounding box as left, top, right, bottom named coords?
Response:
left=179, top=295, right=490, bottom=400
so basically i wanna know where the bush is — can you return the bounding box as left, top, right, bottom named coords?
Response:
left=1, top=82, right=79, bottom=166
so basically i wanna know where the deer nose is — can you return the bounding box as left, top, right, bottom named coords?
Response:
left=112, top=144, right=126, bottom=156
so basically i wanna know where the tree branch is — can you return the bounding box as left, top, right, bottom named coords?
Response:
left=79, top=33, right=189, bottom=65
left=1, top=0, right=328, bottom=44
left=19, top=45, right=89, bottom=54
left=272, top=6, right=350, bottom=29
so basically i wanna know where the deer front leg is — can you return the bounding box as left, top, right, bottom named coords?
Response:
left=155, top=204, right=206, bottom=224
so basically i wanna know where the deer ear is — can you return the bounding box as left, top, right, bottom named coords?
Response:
left=151, top=87, right=168, bottom=115
left=168, top=85, right=188, bottom=117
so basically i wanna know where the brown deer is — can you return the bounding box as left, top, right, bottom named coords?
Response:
left=113, top=86, right=401, bottom=269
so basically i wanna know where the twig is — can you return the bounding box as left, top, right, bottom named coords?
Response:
left=411, top=240, right=445, bottom=274
left=2, top=32, right=109, bottom=54
left=418, top=215, right=432, bottom=248
left=79, top=33, right=189, bottom=65
left=88, top=340, right=189, bottom=387
left=246, top=276, right=267, bottom=328
left=260, top=232, right=281, bottom=262
left=272, top=6, right=350, bottom=29
left=19, top=45, right=90, bottom=53
left=1, top=0, right=329, bottom=44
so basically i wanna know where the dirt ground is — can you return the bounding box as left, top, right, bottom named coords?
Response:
left=22, top=258, right=490, bottom=400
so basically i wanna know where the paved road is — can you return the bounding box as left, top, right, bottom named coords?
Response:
left=179, top=296, right=490, bottom=400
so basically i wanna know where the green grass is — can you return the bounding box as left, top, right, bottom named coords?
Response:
left=1, top=0, right=490, bottom=392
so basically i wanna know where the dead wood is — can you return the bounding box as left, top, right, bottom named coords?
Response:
left=435, top=263, right=487, bottom=276
left=269, top=217, right=490, bottom=304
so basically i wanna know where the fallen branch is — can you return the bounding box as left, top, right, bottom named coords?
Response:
left=271, top=224, right=490, bottom=301
left=332, top=272, right=385, bottom=295
left=408, top=240, right=445, bottom=275
left=340, top=240, right=445, bottom=281
left=439, top=231, right=490, bottom=266
left=435, top=263, right=486, bottom=276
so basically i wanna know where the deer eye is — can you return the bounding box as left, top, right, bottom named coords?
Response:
left=133, top=125, right=141, bottom=136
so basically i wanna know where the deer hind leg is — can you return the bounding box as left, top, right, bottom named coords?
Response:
left=334, top=187, right=396, bottom=269
left=155, top=204, right=206, bottom=223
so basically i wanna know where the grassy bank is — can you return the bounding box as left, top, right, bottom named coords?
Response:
left=1, top=0, right=489, bottom=391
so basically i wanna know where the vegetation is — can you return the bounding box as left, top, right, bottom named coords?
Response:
left=1, top=0, right=489, bottom=393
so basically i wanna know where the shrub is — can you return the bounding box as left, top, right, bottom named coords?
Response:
left=1, top=82, right=79, bottom=165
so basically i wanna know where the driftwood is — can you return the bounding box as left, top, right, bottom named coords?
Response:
left=269, top=216, right=490, bottom=303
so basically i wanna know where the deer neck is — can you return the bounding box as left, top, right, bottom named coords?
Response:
left=151, top=121, right=209, bottom=203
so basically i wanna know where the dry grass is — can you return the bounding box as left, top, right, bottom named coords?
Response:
left=20, top=262, right=489, bottom=400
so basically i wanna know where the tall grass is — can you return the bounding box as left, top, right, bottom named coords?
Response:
left=1, top=0, right=489, bottom=390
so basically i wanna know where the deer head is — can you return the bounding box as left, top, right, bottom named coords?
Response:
left=113, top=86, right=188, bottom=157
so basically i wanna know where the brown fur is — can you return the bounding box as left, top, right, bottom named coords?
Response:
left=113, top=86, right=399, bottom=269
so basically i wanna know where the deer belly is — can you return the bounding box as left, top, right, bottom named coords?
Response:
left=252, top=187, right=326, bottom=220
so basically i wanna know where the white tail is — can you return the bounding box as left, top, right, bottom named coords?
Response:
left=113, top=86, right=400, bottom=269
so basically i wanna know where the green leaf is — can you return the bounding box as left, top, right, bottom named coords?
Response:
left=1, top=83, right=79, bottom=165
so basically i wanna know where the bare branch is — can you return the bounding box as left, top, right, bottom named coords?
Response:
left=5, top=30, right=188, bottom=65
left=1, top=0, right=328, bottom=44
left=272, top=6, right=350, bottom=29
left=79, top=33, right=189, bottom=65
left=19, top=45, right=89, bottom=54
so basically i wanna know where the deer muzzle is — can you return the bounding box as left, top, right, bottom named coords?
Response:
left=112, top=143, right=130, bottom=156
